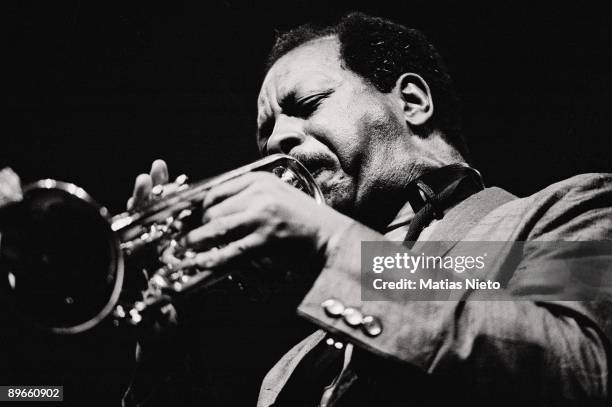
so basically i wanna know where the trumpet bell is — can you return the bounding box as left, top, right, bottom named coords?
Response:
left=0, top=180, right=122, bottom=334
left=0, top=154, right=323, bottom=334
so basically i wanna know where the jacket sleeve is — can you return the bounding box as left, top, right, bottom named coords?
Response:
left=296, top=174, right=612, bottom=402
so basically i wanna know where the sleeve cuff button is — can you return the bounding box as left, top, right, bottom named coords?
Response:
left=361, top=315, right=383, bottom=337
left=321, top=298, right=345, bottom=317
left=342, top=307, right=364, bottom=327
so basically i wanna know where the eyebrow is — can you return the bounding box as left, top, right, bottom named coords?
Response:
left=255, top=88, right=335, bottom=153
left=276, top=90, right=298, bottom=111
left=279, top=88, right=334, bottom=115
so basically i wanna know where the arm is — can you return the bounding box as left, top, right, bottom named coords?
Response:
left=175, top=168, right=610, bottom=403
left=298, top=175, right=612, bottom=402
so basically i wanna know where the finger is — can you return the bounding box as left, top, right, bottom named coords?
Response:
left=150, top=159, right=169, bottom=186
left=202, top=192, right=252, bottom=223
left=183, top=233, right=266, bottom=269
left=0, top=168, right=21, bottom=191
left=0, top=183, right=22, bottom=204
left=183, top=212, right=257, bottom=250
left=131, top=173, right=152, bottom=209
left=0, top=168, right=23, bottom=203
left=203, top=172, right=269, bottom=209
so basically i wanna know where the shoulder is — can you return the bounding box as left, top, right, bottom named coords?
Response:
left=531, top=173, right=611, bottom=201
left=499, top=173, right=612, bottom=240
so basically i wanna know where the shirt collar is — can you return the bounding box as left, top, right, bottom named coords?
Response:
left=385, top=162, right=484, bottom=235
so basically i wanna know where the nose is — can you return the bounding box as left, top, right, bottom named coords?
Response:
left=265, top=115, right=305, bottom=155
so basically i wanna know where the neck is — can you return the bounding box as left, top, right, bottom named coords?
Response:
left=354, top=133, right=466, bottom=231
left=407, top=131, right=466, bottom=179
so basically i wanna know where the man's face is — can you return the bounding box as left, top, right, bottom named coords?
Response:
left=256, top=37, right=411, bottom=227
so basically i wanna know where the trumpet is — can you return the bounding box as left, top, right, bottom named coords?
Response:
left=0, top=154, right=324, bottom=335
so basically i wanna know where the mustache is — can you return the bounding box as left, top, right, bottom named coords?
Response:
left=289, top=151, right=336, bottom=175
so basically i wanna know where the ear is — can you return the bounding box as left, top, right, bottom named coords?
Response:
left=394, top=73, right=434, bottom=126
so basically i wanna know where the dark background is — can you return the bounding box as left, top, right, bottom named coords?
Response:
left=5, top=1, right=610, bottom=210
left=3, top=1, right=610, bottom=406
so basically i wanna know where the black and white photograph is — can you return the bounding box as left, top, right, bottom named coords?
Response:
left=2, top=1, right=611, bottom=406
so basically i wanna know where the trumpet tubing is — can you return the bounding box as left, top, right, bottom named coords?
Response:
left=0, top=154, right=323, bottom=334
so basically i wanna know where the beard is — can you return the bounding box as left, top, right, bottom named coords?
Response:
left=316, top=169, right=355, bottom=215
left=289, top=150, right=356, bottom=213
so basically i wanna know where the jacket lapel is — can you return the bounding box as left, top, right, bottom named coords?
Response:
left=260, top=187, right=517, bottom=407
left=413, top=187, right=517, bottom=256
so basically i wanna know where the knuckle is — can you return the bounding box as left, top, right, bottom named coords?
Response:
left=203, top=190, right=218, bottom=208
left=204, top=205, right=220, bottom=221
left=195, top=252, right=214, bottom=268
left=211, top=217, right=230, bottom=236
left=256, top=198, right=278, bottom=217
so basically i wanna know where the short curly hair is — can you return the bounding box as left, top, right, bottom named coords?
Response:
left=266, top=12, right=467, bottom=158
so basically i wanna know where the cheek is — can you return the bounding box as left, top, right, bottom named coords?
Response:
left=305, top=107, right=364, bottom=172
left=358, top=107, right=407, bottom=187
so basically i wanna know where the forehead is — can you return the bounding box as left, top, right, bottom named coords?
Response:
left=258, top=37, right=344, bottom=108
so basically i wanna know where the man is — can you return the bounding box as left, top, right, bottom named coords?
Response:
left=3, top=11, right=610, bottom=406
left=124, top=12, right=612, bottom=405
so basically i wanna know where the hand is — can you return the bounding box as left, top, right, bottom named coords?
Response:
left=127, top=159, right=169, bottom=210
left=180, top=171, right=354, bottom=277
left=0, top=167, right=22, bottom=207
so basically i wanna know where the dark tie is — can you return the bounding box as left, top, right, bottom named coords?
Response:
left=403, top=202, right=435, bottom=245
left=404, top=163, right=484, bottom=244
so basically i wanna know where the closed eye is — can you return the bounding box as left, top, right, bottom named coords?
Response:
left=256, top=90, right=333, bottom=155
left=286, top=91, right=331, bottom=118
